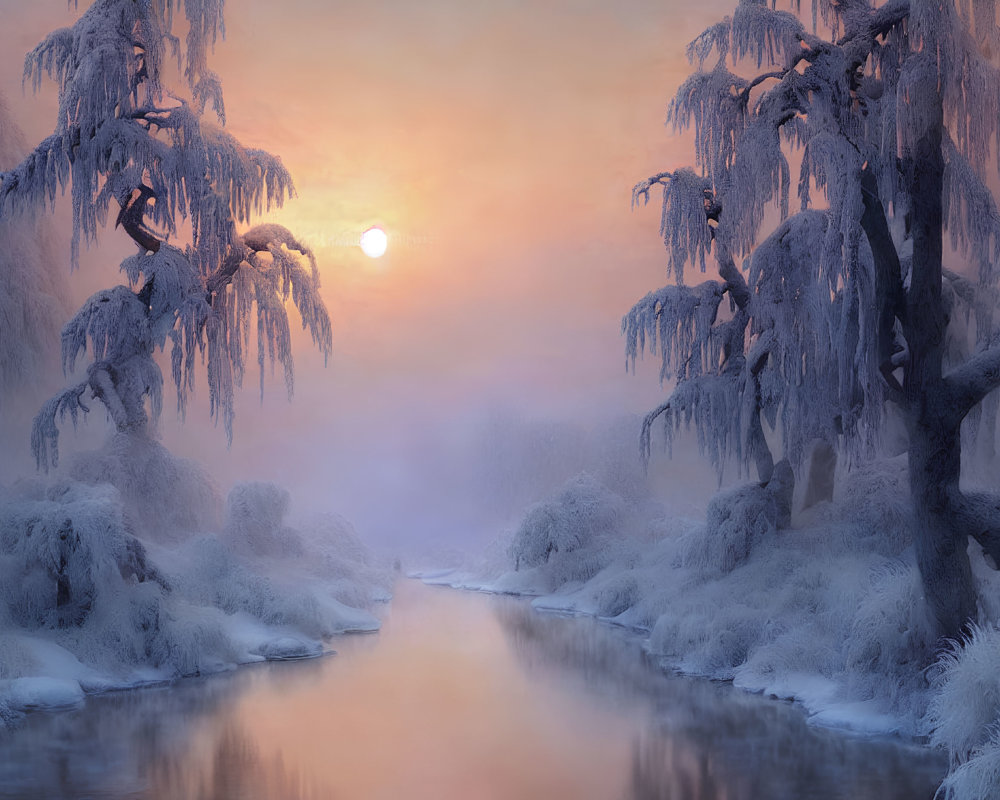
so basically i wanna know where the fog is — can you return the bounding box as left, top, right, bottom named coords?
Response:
left=10, top=2, right=1000, bottom=798
left=0, top=0, right=729, bottom=558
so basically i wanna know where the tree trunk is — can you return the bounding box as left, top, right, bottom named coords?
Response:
left=802, top=438, right=836, bottom=510
left=907, top=406, right=977, bottom=638
left=902, top=36, right=977, bottom=640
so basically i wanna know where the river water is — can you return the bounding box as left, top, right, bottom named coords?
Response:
left=0, top=581, right=946, bottom=799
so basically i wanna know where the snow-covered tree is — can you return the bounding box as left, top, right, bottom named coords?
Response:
left=0, top=0, right=332, bottom=471
left=628, top=0, right=1000, bottom=638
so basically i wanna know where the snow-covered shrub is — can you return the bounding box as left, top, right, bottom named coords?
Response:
left=593, top=572, right=641, bottom=618
left=929, top=625, right=1000, bottom=762
left=0, top=638, right=38, bottom=680
left=170, top=518, right=384, bottom=640
left=845, top=561, right=935, bottom=688
left=831, top=455, right=914, bottom=557
left=934, top=729, right=1000, bottom=800
left=685, top=460, right=793, bottom=573
left=70, top=433, right=221, bottom=539
left=293, top=513, right=392, bottom=608
left=508, top=473, right=624, bottom=588
left=0, top=481, right=163, bottom=630
left=652, top=600, right=770, bottom=678
left=222, top=484, right=389, bottom=608
left=223, top=481, right=301, bottom=558
left=928, top=625, right=1000, bottom=799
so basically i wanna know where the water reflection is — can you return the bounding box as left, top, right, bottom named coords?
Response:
left=495, top=603, right=945, bottom=799
left=148, top=723, right=322, bottom=800
left=0, top=582, right=945, bottom=799
left=0, top=658, right=330, bottom=800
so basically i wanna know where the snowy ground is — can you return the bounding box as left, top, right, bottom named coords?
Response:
left=413, top=461, right=1000, bottom=799
left=0, top=435, right=392, bottom=727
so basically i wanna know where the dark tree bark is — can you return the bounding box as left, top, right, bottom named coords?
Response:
left=900, top=49, right=977, bottom=639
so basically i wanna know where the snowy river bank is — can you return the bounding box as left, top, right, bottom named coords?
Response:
left=0, top=580, right=945, bottom=799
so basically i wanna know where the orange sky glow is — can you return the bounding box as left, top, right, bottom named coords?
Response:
left=0, top=0, right=731, bottom=544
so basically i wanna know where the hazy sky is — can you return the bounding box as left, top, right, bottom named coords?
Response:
left=0, top=0, right=729, bottom=547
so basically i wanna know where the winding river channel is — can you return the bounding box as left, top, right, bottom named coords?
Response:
left=0, top=581, right=946, bottom=799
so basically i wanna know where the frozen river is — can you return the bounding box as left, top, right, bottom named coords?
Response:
left=0, top=580, right=945, bottom=799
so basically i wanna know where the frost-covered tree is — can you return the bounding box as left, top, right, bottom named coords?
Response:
left=627, top=0, right=1000, bottom=638
left=0, top=0, right=332, bottom=471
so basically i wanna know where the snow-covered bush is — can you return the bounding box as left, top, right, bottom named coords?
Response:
left=929, top=626, right=1000, bottom=760
left=221, top=483, right=391, bottom=608
left=223, top=481, right=297, bottom=557
left=830, top=456, right=914, bottom=557
left=508, top=473, right=624, bottom=588
left=934, top=730, right=1000, bottom=800
left=294, top=512, right=393, bottom=608
left=928, top=625, right=1000, bottom=799
left=684, top=460, right=792, bottom=573
left=70, top=433, right=221, bottom=539
left=0, top=481, right=163, bottom=630
left=0, top=473, right=386, bottom=728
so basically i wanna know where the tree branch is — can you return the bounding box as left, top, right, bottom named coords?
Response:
left=205, top=246, right=248, bottom=304
left=716, top=249, right=750, bottom=310
left=858, top=164, right=906, bottom=402
left=632, top=172, right=675, bottom=208
left=956, top=491, right=1000, bottom=569
left=944, top=344, right=1000, bottom=419
left=639, top=399, right=672, bottom=470
left=114, top=186, right=161, bottom=253
left=88, top=363, right=130, bottom=431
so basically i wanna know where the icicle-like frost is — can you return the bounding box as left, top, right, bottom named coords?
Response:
left=622, top=281, right=724, bottom=382
left=942, top=138, right=1000, bottom=303
left=6, top=1, right=333, bottom=462
left=1, top=0, right=292, bottom=271
left=655, top=374, right=746, bottom=480
left=669, top=67, right=750, bottom=191
left=731, top=0, right=806, bottom=69
left=687, top=19, right=732, bottom=67
left=633, top=170, right=715, bottom=282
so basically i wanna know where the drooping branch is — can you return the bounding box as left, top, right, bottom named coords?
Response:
left=30, top=381, right=89, bottom=472
left=639, top=399, right=672, bottom=469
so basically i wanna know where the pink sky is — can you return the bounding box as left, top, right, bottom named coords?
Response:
left=0, top=0, right=730, bottom=544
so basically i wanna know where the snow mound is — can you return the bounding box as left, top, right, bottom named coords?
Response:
left=0, top=472, right=389, bottom=728
left=252, top=637, right=324, bottom=661
left=440, top=457, right=943, bottom=739
left=5, top=677, right=84, bottom=711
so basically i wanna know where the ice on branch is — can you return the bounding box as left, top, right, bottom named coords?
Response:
left=631, top=0, right=1000, bottom=666
left=622, top=281, right=725, bottom=382
left=633, top=170, right=715, bottom=282
left=669, top=68, right=749, bottom=191
left=1, top=0, right=333, bottom=466
left=730, top=0, right=806, bottom=69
